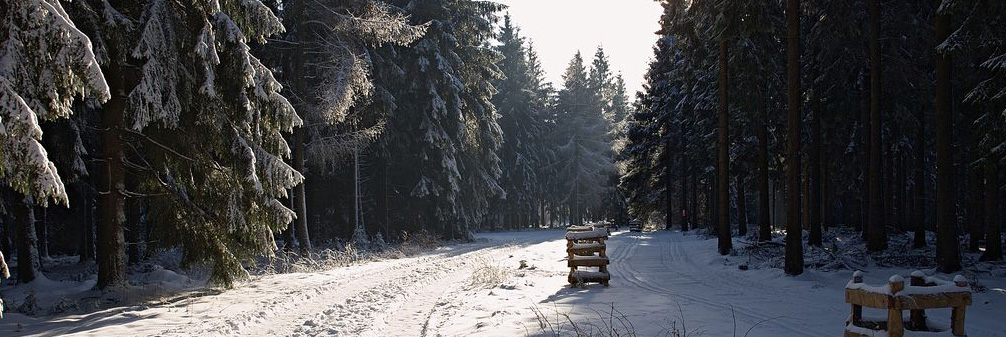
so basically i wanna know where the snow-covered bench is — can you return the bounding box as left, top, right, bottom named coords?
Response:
left=565, top=227, right=609, bottom=287
left=844, top=270, right=971, bottom=337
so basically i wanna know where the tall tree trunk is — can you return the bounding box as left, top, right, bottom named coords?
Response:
left=97, top=56, right=127, bottom=289
left=860, top=72, right=871, bottom=241
left=784, top=0, right=804, bottom=276
left=292, top=129, right=311, bottom=254
left=666, top=137, right=675, bottom=230
left=914, top=107, right=927, bottom=248
left=79, top=184, right=94, bottom=263
left=866, top=0, right=886, bottom=252
left=681, top=135, right=690, bottom=231
left=717, top=38, right=732, bottom=255
left=809, top=100, right=822, bottom=246
left=35, top=206, right=47, bottom=261
left=737, top=174, right=748, bottom=236
left=980, top=163, right=1001, bottom=261
left=758, top=100, right=771, bottom=242
left=125, top=173, right=142, bottom=265
left=691, top=174, right=699, bottom=229
left=15, top=199, right=39, bottom=283
left=934, top=5, right=961, bottom=272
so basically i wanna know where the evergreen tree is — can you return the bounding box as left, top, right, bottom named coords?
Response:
left=372, top=0, right=505, bottom=239
left=492, top=14, right=545, bottom=229
left=1, top=0, right=109, bottom=283
left=553, top=52, right=613, bottom=226
left=69, top=0, right=301, bottom=287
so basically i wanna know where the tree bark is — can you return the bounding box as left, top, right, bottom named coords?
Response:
left=35, top=206, right=47, bottom=261
left=292, top=129, right=311, bottom=254
left=79, top=184, right=94, bottom=263
left=717, top=38, right=732, bottom=255
left=866, top=0, right=886, bottom=252
left=913, top=106, right=927, bottom=248
left=784, top=0, right=804, bottom=276
left=934, top=5, right=961, bottom=273
left=809, top=99, right=822, bottom=246
left=666, top=137, right=675, bottom=229
left=15, top=199, right=39, bottom=283
left=980, top=163, right=1001, bottom=261
left=737, top=174, right=748, bottom=236
left=758, top=99, right=771, bottom=242
left=97, top=56, right=127, bottom=289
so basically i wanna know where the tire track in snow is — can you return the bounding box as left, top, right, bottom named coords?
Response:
left=611, top=232, right=829, bottom=337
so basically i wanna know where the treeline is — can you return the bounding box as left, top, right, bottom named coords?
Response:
left=623, top=0, right=1005, bottom=273
left=1, top=0, right=627, bottom=289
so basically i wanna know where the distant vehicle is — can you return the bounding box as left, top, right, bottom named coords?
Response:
left=628, top=219, right=643, bottom=232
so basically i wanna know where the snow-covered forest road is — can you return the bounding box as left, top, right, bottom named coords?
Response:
left=4, top=230, right=1006, bottom=336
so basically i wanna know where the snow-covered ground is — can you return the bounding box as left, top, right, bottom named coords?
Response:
left=2, top=229, right=1005, bottom=336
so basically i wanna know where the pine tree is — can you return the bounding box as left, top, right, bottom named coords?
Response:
left=268, top=0, right=426, bottom=253
left=0, top=0, right=108, bottom=204
left=554, top=52, right=613, bottom=226
left=492, top=14, right=545, bottom=229
left=784, top=0, right=804, bottom=276
left=1, top=0, right=109, bottom=283
left=372, top=0, right=504, bottom=239
left=69, top=0, right=303, bottom=287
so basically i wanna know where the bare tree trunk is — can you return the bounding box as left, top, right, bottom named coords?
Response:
left=97, top=56, right=127, bottom=289
left=758, top=100, right=771, bottom=242
left=35, top=206, right=47, bottom=261
left=866, top=0, right=886, bottom=252
left=16, top=199, right=39, bottom=283
left=737, top=174, right=748, bottom=236
left=934, top=4, right=961, bottom=272
left=809, top=99, right=822, bottom=246
left=784, top=0, right=804, bottom=276
left=79, top=184, right=94, bottom=263
left=913, top=106, right=927, bottom=247
left=717, top=38, right=732, bottom=255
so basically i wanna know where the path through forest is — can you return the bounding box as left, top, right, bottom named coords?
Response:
left=3, top=230, right=1006, bottom=336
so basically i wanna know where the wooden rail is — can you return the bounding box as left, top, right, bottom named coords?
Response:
left=565, top=227, right=610, bottom=287
left=845, top=270, right=971, bottom=337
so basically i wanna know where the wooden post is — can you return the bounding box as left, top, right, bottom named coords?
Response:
left=909, top=270, right=927, bottom=330
left=888, top=275, right=905, bottom=337
left=851, top=271, right=863, bottom=326
left=952, top=275, right=968, bottom=336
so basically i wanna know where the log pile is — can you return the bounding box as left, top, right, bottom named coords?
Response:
left=565, top=226, right=610, bottom=287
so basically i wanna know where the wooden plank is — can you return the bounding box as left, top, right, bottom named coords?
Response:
left=568, top=256, right=609, bottom=267
left=887, top=308, right=904, bottom=337
left=845, top=288, right=890, bottom=308
left=951, top=306, right=966, bottom=336
left=893, top=292, right=971, bottom=310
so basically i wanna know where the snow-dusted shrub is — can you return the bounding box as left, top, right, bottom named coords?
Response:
left=465, top=256, right=512, bottom=290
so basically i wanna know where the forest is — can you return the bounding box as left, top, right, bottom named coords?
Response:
left=0, top=0, right=1004, bottom=328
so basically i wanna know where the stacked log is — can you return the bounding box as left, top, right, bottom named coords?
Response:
left=565, top=227, right=610, bottom=287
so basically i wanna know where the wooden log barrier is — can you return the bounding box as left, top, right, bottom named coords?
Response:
left=844, top=270, right=971, bottom=337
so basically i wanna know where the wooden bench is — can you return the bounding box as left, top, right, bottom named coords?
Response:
left=845, top=270, right=971, bottom=337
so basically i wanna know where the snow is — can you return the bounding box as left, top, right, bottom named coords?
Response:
left=2, top=230, right=1005, bottom=336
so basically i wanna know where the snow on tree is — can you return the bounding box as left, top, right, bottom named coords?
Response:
left=68, top=0, right=303, bottom=286
left=0, top=0, right=109, bottom=205
left=552, top=52, right=615, bottom=226
left=371, top=0, right=505, bottom=239
left=262, top=0, right=426, bottom=253
left=491, top=14, right=548, bottom=229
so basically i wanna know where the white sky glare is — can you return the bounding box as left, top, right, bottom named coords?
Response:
left=497, top=0, right=664, bottom=96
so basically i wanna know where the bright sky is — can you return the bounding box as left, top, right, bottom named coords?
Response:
left=497, top=0, right=664, bottom=96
